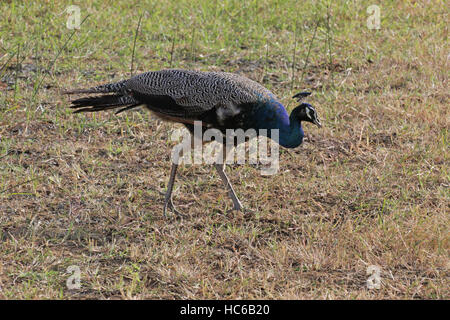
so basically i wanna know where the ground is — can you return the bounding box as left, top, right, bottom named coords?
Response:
left=0, top=0, right=448, bottom=299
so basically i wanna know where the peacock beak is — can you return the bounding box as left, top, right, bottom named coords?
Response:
left=313, top=118, right=322, bottom=128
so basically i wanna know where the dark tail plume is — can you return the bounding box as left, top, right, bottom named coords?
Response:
left=64, top=80, right=140, bottom=114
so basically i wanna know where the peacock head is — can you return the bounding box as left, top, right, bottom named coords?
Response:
left=291, top=103, right=322, bottom=128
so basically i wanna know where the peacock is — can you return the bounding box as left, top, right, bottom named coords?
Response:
left=65, top=69, right=321, bottom=216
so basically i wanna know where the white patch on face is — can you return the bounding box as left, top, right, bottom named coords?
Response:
left=306, top=107, right=313, bottom=120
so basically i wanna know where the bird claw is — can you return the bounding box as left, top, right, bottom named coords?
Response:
left=232, top=201, right=243, bottom=211
left=233, top=204, right=243, bottom=211
left=163, top=198, right=185, bottom=218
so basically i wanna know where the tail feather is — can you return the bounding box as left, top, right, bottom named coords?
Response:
left=69, top=94, right=140, bottom=113
left=66, top=80, right=141, bottom=114
left=70, top=94, right=130, bottom=108
left=72, top=105, right=123, bottom=114
left=115, top=104, right=141, bottom=114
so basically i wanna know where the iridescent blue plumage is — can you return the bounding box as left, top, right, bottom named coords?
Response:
left=243, top=100, right=305, bottom=148
left=192, top=98, right=311, bottom=150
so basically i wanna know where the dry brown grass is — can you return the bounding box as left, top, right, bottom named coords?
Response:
left=0, top=0, right=448, bottom=299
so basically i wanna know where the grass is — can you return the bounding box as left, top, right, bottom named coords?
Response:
left=0, top=0, right=448, bottom=299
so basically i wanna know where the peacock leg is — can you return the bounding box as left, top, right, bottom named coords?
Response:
left=163, top=162, right=184, bottom=217
left=214, top=145, right=243, bottom=211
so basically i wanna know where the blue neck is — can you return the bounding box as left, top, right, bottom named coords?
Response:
left=252, top=100, right=304, bottom=149
left=279, top=119, right=304, bottom=148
